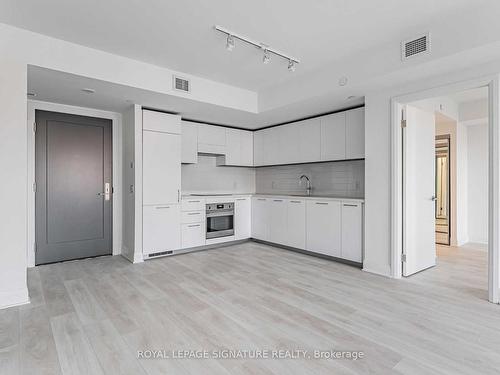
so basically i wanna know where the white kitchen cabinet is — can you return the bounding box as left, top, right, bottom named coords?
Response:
left=321, top=112, right=346, bottom=161
left=221, top=129, right=254, bottom=166
left=251, top=197, right=270, bottom=241
left=287, top=199, right=306, bottom=249
left=341, top=202, right=363, bottom=262
left=298, top=118, right=321, bottom=162
left=181, top=223, right=205, bottom=249
left=142, top=110, right=181, bottom=134
left=143, top=205, right=181, bottom=255
left=234, top=197, right=251, bottom=240
left=197, top=123, right=226, bottom=146
left=181, top=210, right=204, bottom=224
left=253, top=130, right=265, bottom=166
left=181, top=198, right=205, bottom=212
left=269, top=198, right=288, bottom=245
left=181, top=121, right=198, bottom=164
left=143, top=130, right=181, bottom=205
left=306, top=200, right=342, bottom=257
left=346, top=107, right=365, bottom=159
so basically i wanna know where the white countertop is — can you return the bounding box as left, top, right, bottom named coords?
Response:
left=182, top=193, right=364, bottom=203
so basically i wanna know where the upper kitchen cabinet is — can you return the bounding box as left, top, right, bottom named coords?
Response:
left=197, top=123, right=226, bottom=154
left=345, top=107, right=365, bottom=159
left=142, top=109, right=181, bottom=134
left=320, top=112, right=346, bottom=161
left=298, top=118, right=321, bottom=162
left=181, top=121, right=198, bottom=164
left=219, top=128, right=254, bottom=167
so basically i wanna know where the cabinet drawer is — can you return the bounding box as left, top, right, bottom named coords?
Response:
left=181, top=199, right=206, bottom=212
left=181, top=223, right=206, bottom=249
left=181, top=210, right=205, bottom=223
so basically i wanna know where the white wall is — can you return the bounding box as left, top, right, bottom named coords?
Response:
left=467, top=123, right=489, bottom=244
left=0, top=59, right=28, bottom=308
left=182, top=155, right=255, bottom=194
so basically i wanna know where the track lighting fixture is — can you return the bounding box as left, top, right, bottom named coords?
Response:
left=262, top=49, right=271, bottom=64
left=226, top=34, right=235, bottom=51
left=214, top=25, right=300, bottom=72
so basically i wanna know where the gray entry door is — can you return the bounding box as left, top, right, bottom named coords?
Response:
left=35, top=110, right=113, bottom=265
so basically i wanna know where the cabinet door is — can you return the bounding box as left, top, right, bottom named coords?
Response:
left=181, top=223, right=205, bottom=249
left=306, top=200, right=341, bottom=257
left=197, top=123, right=226, bottom=145
left=251, top=197, right=269, bottom=240
left=264, top=128, right=281, bottom=165
left=240, top=131, right=254, bottom=166
left=320, top=112, right=346, bottom=161
left=225, top=128, right=241, bottom=165
left=269, top=199, right=288, bottom=245
left=234, top=197, right=251, bottom=240
left=287, top=199, right=306, bottom=249
left=346, top=108, right=365, bottom=159
left=279, top=123, right=300, bottom=164
left=253, top=131, right=265, bottom=166
left=142, top=110, right=181, bottom=134
left=143, top=205, right=181, bottom=255
left=298, top=118, right=321, bottom=162
left=181, top=121, right=198, bottom=164
left=341, top=202, right=363, bottom=262
left=143, top=131, right=181, bottom=205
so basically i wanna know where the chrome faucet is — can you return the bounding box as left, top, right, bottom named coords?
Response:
left=299, top=175, right=312, bottom=196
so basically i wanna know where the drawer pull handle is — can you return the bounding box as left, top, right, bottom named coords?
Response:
left=315, top=202, right=328, bottom=205
left=155, top=206, right=170, bottom=209
left=188, top=224, right=201, bottom=228
left=236, top=198, right=246, bottom=201
left=290, top=200, right=302, bottom=203
left=188, top=212, right=200, bottom=215
left=343, top=204, right=358, bottom=207
left=257, top=198, right=266, bottom=201
left=273, top=199, right=283, bottom=202
left=188, top=200, right=200, bottom=203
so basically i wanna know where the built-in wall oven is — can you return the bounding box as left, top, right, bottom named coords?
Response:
left=206, top=202, right=234, bottom=239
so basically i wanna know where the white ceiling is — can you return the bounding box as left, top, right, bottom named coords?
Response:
left=0, top=0, right=486, bottom=91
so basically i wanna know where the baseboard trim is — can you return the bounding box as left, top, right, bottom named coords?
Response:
left=0, top=288, right=30, bottom=310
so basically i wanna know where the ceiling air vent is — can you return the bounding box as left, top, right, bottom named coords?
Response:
left=402, top=33, right=430, bottom=61
left=173, top=75, right=191, bottom=93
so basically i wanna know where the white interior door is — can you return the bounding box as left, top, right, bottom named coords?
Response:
left=403, top=104, right=436, bottom=276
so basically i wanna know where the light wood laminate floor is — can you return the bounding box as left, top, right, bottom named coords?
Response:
left=1, top=241, right=498, bottom=375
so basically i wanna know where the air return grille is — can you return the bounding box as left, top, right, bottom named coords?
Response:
left=173, top=76, right=190, bottom=92
left=402, top=33, right=430, bottom=60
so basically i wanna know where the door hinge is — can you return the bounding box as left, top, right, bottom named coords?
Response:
left=33, top=181, right=37, bottom=193
left=33, top=122, right=37, bottom=133
left=401, top=119, right=407, bottom=128
left=402, top=254, right=407, bottom=262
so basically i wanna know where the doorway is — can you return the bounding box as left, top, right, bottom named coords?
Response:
left=392, top=79, right=499, bottom=303
left=435, top=135, right=451, bottom=245
left=35, top=110, right=113, bottom=264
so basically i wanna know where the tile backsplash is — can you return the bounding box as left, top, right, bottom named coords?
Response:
left=255, top=160, right=364, bottom=198
left=182, top=155, right=256, bottom=194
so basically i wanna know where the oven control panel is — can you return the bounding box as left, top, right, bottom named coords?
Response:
left=206, top=202, right=234, bottom=212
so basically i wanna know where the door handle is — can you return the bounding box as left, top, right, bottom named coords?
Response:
left=431, top=195, right=437, bottom=201
left=97, top=183, right=111, bottom=201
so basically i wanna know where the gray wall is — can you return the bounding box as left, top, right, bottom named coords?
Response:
left=182, top=155, right=256, bottom=194
left=255, top=160, right=364, bottom=198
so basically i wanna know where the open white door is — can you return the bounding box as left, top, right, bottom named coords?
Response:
left=403, top=104, right=436, bottom=276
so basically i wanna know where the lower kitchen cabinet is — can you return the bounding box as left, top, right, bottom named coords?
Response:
left=234, top=197, right=251, bottom=240
left=341, top=202, right=363, bottom=262
left=287, top=199, right=306, bottom=249
left=143, top=204, right=181, bottom=256
left=269, top=198, right=288, bottom=244
left=251, top=197, right=269, bottom=241
left=181, top=222, right=205, bottom=248
left=306, top=200, right=342, bottom=257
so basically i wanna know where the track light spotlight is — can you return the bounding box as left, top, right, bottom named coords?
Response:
left=288, top=59, right=296, bottom=72
left=226, top=34, right=235, bottom=51
left=263, top=49, right=271, bottom=64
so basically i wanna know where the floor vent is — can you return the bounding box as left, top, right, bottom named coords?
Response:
left=402, top=33, right=430, bottom=61
left=173, top=76, right=190, bottom=93
left=147, top=250, right=173, bottom=258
